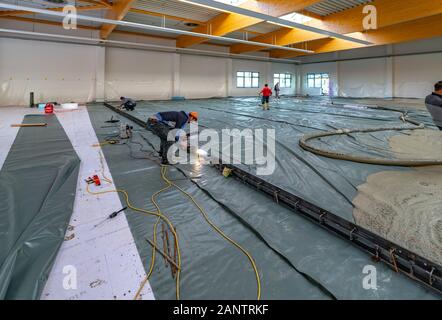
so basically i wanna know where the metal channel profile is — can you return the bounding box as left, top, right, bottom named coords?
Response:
left=103, top=103, right=148, bottom=128
left=103, top=102, right=441, bottom=295
left=213, top=163, right=441, bottom=295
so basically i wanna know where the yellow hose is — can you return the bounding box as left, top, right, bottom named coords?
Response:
left=133, top=165, right=181, bottom=300
left=89, top=151, right=260, bottom=300
left=162, top=166, right=262, bottom=300
left=87, top=153, right=181, bottom=300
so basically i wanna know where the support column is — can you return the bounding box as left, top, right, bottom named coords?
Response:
left=334, top=51, right=341, bottom=97
left=226, top=58, right=233, bottom=97
left=172, top=53, right=181, bottom=98
left=295, top=67, right=302, bottom=96
left=266, top=61, right=272, bottom=86
left=385, top=45, right=395, bottom=98
left=94, top=46, right=106, bottom=102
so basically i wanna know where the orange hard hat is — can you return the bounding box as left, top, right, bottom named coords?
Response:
left=189, top=111, right=199, bottom=121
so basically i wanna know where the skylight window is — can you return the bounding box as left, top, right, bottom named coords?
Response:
left=279, top=12, right=313, bottom=24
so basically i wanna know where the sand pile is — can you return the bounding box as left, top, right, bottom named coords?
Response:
left=353, top=129, right=442, bottom=265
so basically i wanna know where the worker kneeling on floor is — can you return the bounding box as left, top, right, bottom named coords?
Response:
left=119, top=96, right=137, bottom=111
left=147, top=111, right=199, bottom=165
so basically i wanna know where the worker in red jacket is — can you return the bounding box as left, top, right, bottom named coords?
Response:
left=260, top=84, right=272, bottom=110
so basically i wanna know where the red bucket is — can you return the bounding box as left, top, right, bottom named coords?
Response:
left=44, top=103, right=54, bottom=114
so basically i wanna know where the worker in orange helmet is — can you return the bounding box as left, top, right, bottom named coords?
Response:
left=147, top=111, right=198, bottom=165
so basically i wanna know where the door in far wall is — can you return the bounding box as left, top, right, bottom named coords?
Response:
left=321, top=74, right=330, bottom=96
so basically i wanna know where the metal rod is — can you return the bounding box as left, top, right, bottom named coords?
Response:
left=161, top=223, right=168, bottom=267
left=11, top=123, right=47, bottom=127
left=173, top=228, right=178, bottom=276
left=145, top=238, right=180, bottom=270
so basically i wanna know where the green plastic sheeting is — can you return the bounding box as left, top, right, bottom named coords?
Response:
left=87, top=102, right=439, bottom=300
left=0, top=114, right=80, bottom=300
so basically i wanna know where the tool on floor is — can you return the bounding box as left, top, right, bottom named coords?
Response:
left=222, top=167, right=232, bottom=178
left=93, top=206, right=128, bottom=228
left=85, top=174, right=101, bottom=186
left=105, top=116, right=120, bottom=124
left=10, top=123, right=47, bottom=127
left=92, top=139, right=118, bottom=147
left=120, top=124, right=133, bottom=139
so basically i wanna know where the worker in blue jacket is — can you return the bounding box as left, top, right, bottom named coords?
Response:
left=119, top=97, right=137, bottom=111
left=147, top=111, right=199, bottom=164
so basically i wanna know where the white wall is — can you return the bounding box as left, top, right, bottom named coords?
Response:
left=298, top=37, right=442, bottom=99
left=394, top=53, right=442, bottom=98
left=338, top=58, right=393, bottom=97
left=2, top=17, right=442, bottom=104
left=105, top=47, right=175, bottom=101
left=180, top=55, right=228, bottom=99
left=0, top=38, right=99, bottom=106
left=0, top=34, right=297, bottom=106
left=2, top=34, right=440, bottom=105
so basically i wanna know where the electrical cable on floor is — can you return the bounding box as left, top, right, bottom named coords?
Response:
left=93, top=112, right=261, bottom=299
left=134, top=165, right=178, bottom=301
left=133, top=164, right=261, bottom=300
left=161, top=165, right=262, bottom=300
left=96, top=128, right=262, bottom=299
left=85, top=151, right=181, bottom=300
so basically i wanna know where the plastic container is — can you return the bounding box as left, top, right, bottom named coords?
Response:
left=44, top=103, right=54, bottom=114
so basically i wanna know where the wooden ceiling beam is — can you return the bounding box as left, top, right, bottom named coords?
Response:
left=271, top=13, right=442, bottom=58
left=231, top=0, right=442, bottom=54
left=100, top=0, right=136, bottom=39
left=176, top=0, right=322, bottom=48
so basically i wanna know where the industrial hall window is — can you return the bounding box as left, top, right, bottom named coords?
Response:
left=237, top=71, right=260, bottom=88
left=307, top=73, right=329, bottom=88
left=274, top=73, right=292, bottom=88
